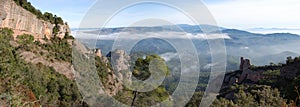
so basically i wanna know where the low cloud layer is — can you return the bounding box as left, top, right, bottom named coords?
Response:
left=73, top=30, right=231, bottom=40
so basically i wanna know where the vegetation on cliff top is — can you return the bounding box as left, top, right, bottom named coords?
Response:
left=212, top=57, right=300, bottom=107
left=13, top=0, right=64, bottom=25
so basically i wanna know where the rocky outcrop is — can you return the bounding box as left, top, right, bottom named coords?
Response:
left=220, top=57, right=264, bottom=99
left=20, top=51, right=75, bottom=79
left=237, top=57, right=262, bottom=84
left=95, top=49, right=103, bottom=58
left=222, top=57, right=263, bottom=89
left=0, top=0, right=70, bottom=40
left=56, top=24, right=70, bottom=39
left=107, top=49, right=132, bottom=81
left=219, top=57, right=300, bottom=101
left=94, top=49, right=132, bottom=96
left=240, top=57, right=251, bottom=70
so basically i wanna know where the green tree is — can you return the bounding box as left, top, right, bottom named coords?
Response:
left=13, top=0, right=64, bottom=24
left=16, top=34, right=34, bottom=45
left=211, top=85, right=287, bottom=107
left=211, top=98, right=237, bottom=107
left=113, top=54, right=171, bottom=106
left=287, top=56, right=293, bottom=64
left=0, top=28, right=85, bottom=106
left=234, top=90, right=257, bottom=107
left=132, top=54, right=170, bottom=81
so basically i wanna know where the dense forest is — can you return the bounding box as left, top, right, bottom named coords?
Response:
left=0, top=28, right=87, bottom=106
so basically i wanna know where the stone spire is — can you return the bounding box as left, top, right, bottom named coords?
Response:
left=240, top=57, right=251, bottom=70
left=95, top=49, right=102, bottom=57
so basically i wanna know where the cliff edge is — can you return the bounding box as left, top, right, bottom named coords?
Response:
left=0, top=0, right=70, bottom=41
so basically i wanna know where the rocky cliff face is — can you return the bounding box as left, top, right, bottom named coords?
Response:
left=220, top=57, right=263, bottom=99
left=0, top=0, right=130, bottom=98
left=94, top=49, right=132, bottom=96
left=0, top=0, right=70, bottom=40
left=107, top=49, right=132, bottom=81
left=222, top=57, right=262, bottom=88
left=220, top=57, right=299, bottom=99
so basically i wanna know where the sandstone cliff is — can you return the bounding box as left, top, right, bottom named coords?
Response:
left=95, top=49, right=132, bottom=96
left=0, top=0, right=131, bottom=99
left=106, top=49, right=132, bottom=82
left=0, top=0, right=70, bottom=40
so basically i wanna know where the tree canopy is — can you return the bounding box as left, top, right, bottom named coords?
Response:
left=0, top=28, right=83, bottom=106
left=13, top=0, right=64, bottom=25
left=132, top=54, right=170, bottom=81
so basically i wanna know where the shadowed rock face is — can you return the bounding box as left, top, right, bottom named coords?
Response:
left=107, top=49, right=132, bottom=84
left=220, top=58, right=262, bottom=99
left=240, top=57, right=251, bottom=71
left=237, top=58, right=262, bottom=84
left=92, top=49, right=133, bottom=96
left=222, top=58, right=263, bottom=89
left=0, top=0, right=70, bottom=40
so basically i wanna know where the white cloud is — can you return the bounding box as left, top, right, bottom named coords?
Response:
left=160, top=52, right=178, bottom=62
left=203, top=63, right=219, bottom=69
left=74, top=30, right=231, bottom=40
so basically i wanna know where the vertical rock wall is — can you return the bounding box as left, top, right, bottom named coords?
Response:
left=0, top=0, right=70, bottom=40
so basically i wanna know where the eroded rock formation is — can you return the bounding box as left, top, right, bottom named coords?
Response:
left=108, top=49, right=132, bottom=81
left=222, top=57, right=263, bottom=89
left=93, top=49, right=132, bottom=96
left=0, top=0, right=70, bottom=40
left=220, top=57, right=261, bottom=99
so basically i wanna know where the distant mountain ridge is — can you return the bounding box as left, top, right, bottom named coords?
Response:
left=82, top=24, right=300, bottom=37
left=77, top=24, right=300, bottom=67
left=84, top=24, right=224, bottom=34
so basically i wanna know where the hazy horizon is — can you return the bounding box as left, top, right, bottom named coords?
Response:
left=71, top=24, right=300, bottom=36
left=28, top=0, right=300, bottom=30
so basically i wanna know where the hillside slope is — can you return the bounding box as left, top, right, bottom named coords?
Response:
left=0, top=0, right=87, bottom=106
left=212, top=57, right=300, bottom=106
left=0, top=0, right=136, bottom=106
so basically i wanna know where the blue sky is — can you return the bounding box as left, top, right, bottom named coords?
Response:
left=28, top=0, right=300, bottom=29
